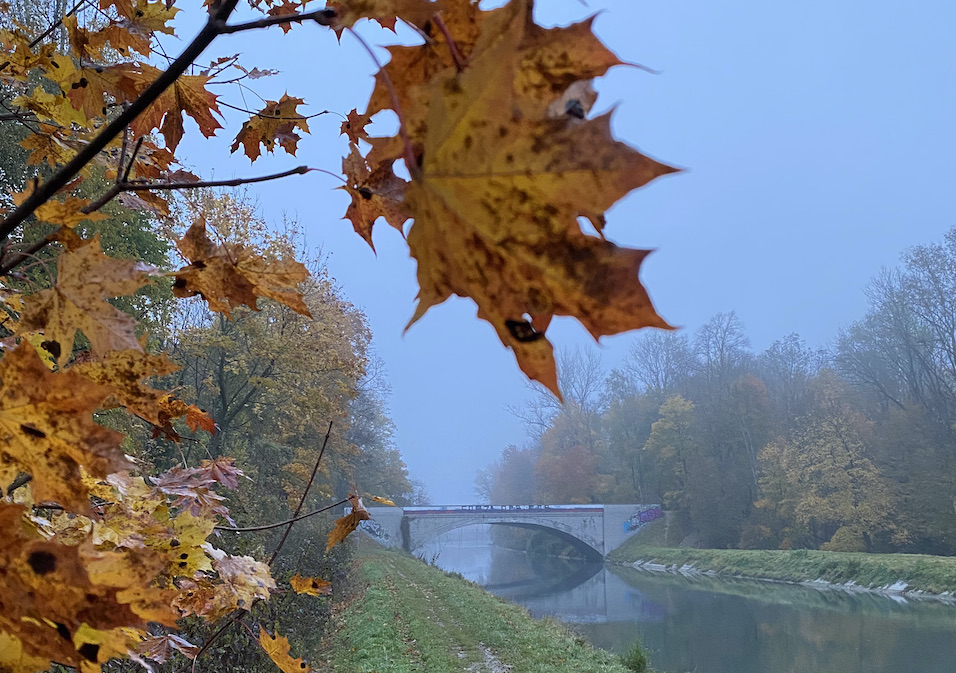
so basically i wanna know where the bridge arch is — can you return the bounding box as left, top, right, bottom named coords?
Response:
left=404, top=515, right=604, bottom=561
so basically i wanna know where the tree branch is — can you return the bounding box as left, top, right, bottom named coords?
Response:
left=0, top=0, right=244, bottom=242
left=215, top=496, right=348, bottom=533
left=215, top=8, right=335, bottom=34
left=268, top=421, right=333, bottom=563
left=82, top=165, right=312, bottom=214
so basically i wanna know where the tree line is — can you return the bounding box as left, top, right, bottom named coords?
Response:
left=478, top=226, right=956, bottom=554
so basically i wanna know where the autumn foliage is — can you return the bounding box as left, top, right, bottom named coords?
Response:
left=0, top=0, right=674, bottom=670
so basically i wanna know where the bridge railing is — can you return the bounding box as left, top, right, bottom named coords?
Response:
left=403, top=504, right=606, bottom=514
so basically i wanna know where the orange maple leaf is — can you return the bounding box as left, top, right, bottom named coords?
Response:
left=340, top=144, right=408, bottom=249
left=289, top=573, right=332, bottom=597
left=326, top=494, right=370, bottom=551
left=172, top=218, right=311, bottom=318
left=230, top=94, right=309, bottom=161
left=257, top=626, right=310, bottom=673
left=0, top=346, right=130, bottom=512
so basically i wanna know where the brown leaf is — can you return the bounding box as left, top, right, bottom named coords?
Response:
left=0, top=503, right=174, bottom=668
left=138, top=633, right=198, bottom=663
left=326, top=0, right=438, bottom=34
left=340, top=145, right=409, bottom=249
left=340, top=108, right=370, bottom=144
left=326, top=494, right=370, bottom=551
left=0, top=345, right=129, bottom=512
left=19, top=234, right=154, bottom=356
left=390, top=0, right=677, bottom=396
left=172, top=218, right=311, bottom=318
left=230, top=94, right=309, bottom=161
left=289, top=573, right=332, bottom=596
left=258, top=626, right=310, bottom=673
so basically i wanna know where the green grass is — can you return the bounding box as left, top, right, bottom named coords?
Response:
left=609, top=522, right=956, bottom=595
left=318, top=546, right=631, bottom=672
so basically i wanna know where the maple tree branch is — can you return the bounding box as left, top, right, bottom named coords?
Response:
left=81, top=166, right=312, bottom=216
left=120, top=135, right=144, bottom=184
left=215, top=496, right=349, bottom=533
left=0, top=0, right=243, bottom=243
left=216, top=8, right=336, bottom=34
left=268, top=420, right=333, bottom=563
left=217, top=100, right=331, bottom=122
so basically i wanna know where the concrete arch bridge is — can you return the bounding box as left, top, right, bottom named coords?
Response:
left=357, top=504, right=662, bottom=559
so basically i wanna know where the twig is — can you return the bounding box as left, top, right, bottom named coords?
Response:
left=217, top=100, right=332, bottom=122
left=268, top=421, right=333, bottom=563
left=6, top=473, right=32, bottom=496
left=28, top=0, right=90, bottom=49
left=81, top=166, right=312, bottom=218
left=347, top=28, right=418, bottom=176
left=216, top=497, right=349, bottom=533
left=120, top=136, right=145, bottom=183
left=215, top=8, right=335, bottom=34
left=0, top=0, right=244, bottom=242
left=433, top=13, right=466, bottom=72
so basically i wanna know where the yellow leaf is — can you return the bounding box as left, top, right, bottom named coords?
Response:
left=19, top=234, right=154, bottom=356
left=34, top=196, right=109, bottom=227
left=257, top=626, right=310, bottom=673
left=289, top=573, right=332, bottom=597
left=0, top=345, right=129, bottom=512
left=371, top=495, right=396, bottom=506
left=0, top=632, right=51, bottom=673
left=326, top=495, right=370, bottom=551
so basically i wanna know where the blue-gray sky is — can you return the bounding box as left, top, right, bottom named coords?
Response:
left=178, top=1, right=956, bottom=504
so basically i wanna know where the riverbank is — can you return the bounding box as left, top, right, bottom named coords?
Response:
left=609, top=523, right=956, bottom=597
left=317, top=546, right=633, bottom=672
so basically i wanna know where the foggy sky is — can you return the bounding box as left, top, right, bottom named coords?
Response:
left=178, top=1, right=956, bottom=504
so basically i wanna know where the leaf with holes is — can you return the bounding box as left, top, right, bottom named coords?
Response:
left=19, top=234, right=155, bottom=356
left=289, top=574, right=332, bottom=596
left=0, top=346, right=130, bottom=512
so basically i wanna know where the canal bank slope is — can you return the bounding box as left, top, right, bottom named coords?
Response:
left=318, top=546, right=631, bottom=673
left=609, top=521, right=956, bottom=597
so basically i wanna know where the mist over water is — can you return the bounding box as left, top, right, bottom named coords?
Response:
left=417, top=526, right=956, bottom=673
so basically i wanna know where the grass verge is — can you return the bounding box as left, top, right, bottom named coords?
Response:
left=609, top=523, right=956, bottom=595
left=318, top=545, right=631, bottom=673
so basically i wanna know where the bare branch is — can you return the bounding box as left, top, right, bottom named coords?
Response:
left=216, top=8, right=335, bottom=34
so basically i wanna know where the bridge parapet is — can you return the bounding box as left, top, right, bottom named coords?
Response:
left=355, top=504, right=662, bottom=557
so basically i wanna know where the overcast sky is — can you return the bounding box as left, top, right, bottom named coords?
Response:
left=178, top=0, right=956, bottom=504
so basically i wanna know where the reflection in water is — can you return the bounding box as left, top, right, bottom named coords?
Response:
left=418, top=525, right=956, bottom=673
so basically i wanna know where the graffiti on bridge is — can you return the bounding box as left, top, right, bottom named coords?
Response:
left=359, top=518, right=388, bottom=541
left=622, top=506, right=662, bottom=534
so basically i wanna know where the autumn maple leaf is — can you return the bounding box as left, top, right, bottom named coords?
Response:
left=340, top=144, right=408, bottom=249
left=19, top=234, right=155, bottom=356
left=231, top=94, right=309, bottom=161
left=387, top=0, right=677, bottom=395
left=172, top=218, right=311, bottom=318
left=0, top=346, right=130, bottom=512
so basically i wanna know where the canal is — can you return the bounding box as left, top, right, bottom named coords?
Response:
left=417, top=526, right=956, bottom=673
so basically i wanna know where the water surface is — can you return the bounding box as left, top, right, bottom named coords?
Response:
left=417, top=526, right=956, bottom=673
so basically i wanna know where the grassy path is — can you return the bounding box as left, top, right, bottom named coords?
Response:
left=318, top=547, right=630, bottom=673
left=609, top=522, right=956, bottom=595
